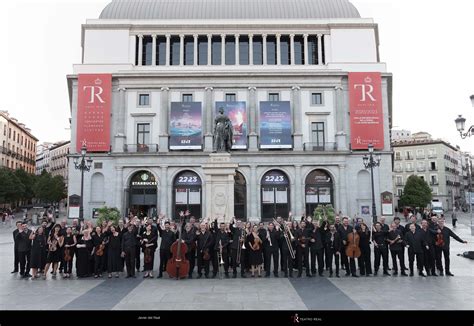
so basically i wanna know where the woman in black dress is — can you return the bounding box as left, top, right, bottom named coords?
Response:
left=63, top=227, right=77, bottom=278
left=107, top=225, right=122, bottom=278
left=29, top=226, right=47, bottom=279
left=357, top=223, right=372, bottom=276
left=43, top=224, right=64, bottom=279
left=142, top=224, right=158, bottom=278
left=246, top=224, right=263, bottom=277
left=76, top=229, right=93, bottom=278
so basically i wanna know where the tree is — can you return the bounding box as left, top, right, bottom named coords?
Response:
left=0, top=168, right=25, bottom=205
left=399, top=175, right=432, bottom=209
left=33, top=171, right=66, bottom=204
left=313, top=204, right=336, bottom=224
left=96, top=206, right=121, bottom=226
left=14, top=169, right=36, bottom=203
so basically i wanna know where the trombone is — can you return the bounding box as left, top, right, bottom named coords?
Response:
left=236, top=228, right=246, bottom=265
left=273, top=218, right=295, bottom=260
left=218, top=239, right=224, bottom=279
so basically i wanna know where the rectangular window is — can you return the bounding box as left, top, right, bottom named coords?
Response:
left=170, top=35, right=180, bottom=66
left=430, top=162, right=437, bottom=171
left=94, top=162, right=103, bottom=169
left=294, top=35, right=304, bottom=65
left=397, top=189, right=403, bottom=196
left=184, top=36, right=194, bottom=66
left=321, top=35, right=325, bottom=64
left=135, top=35, right=139, bottom=65
left=138, top=94, right=150, bottom=107
left=211, top=35, right=222, bottom=65
left=137, top=123, right=150, bottom=145
left=225, top=35, right=235, bottom=65
left=280, top=35, right=290, bottom=65
left=156, top=36, right=166, bottom=65
left=239, top=35, right=249, bottom=65
left=428, top=148, right=437, bottom=158
left=308, top=35, right=318, bottom=65
left=395, top=151, right=401, bottom=160
left=416, top=149, right=424, bottom=158
left=405, top=150, right=413, bottom=160
left=198, top=36, right=208, bottom=65
left=268, top=93, right=280, bottom=101
left=225, top=93, right=236, bottom=102
left=311, top=93, right=322, bottom=105
left=253, top=35, right=263, bottom=65
left=142, top=36, right=153, bottom=66
left=311, top=122, right=325, bottom=150
left=396, top=176, right=403, bottom=185
left=182, top=94, right=193, bottom=102
left=406, top=162, right=414, bottom=171
left=266, top=35, right=277, bottom=65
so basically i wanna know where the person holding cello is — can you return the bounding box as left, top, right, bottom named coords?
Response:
left=345, top=227, right=360, bottom=277
left=165, top=211, right=190, bottom=280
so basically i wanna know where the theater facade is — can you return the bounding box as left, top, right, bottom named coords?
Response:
left=67, top=0, right=393, bottom=222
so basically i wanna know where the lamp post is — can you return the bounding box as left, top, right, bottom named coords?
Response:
left=454, top=95, right=474, bottom=235
left=363, top=143, right=381, bottom=227
left=73, top=145, right=93, bottom=222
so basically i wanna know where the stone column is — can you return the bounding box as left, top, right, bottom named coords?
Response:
left=262, top=34, right=267, bottom=65
left=249, top=34, right=254, bottom=65
left=204, top=87, right=214, bottom=152
left=115, top=167, right=124, bottom=214
left=221, top=34, right=226, bottom=65
left=179, top=34, right=184, bottom=66
left=291, top=85, right=303, bottom=151
left=159, top=87, right=170, bottom=152
left=290, top=34, right=295, bottom=65
left=193, top=34, right=198, bottom=66
left=207, top=34, right=212, bottom=66
left=295, top=165, right=303, bottom=216
left=334, top=86, right=347, bottom=151
left=338, top=164, right=348, bottom=215
left=276, top=34, right=281, bottom=65
left=303, top=34, right=309, bottom=65
left=235, top=34, right=240, bottom=66
left=114, top=87, right=127, bottom=151
left=250, top=165, right=258, bottom=220
left=160, top=166, right=168, bottom=217
left=248, top=87, right=258, bottom=151
left=317, top=34, right=323, bottom=65
left=165, top=34, right=171, bottom=66
left=151, top=34, right=157, bottom=66
left=137, top=34, right=143, bottom=66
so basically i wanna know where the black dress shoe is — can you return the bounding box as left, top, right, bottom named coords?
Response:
left=11, top=270, right=18, bottom=274
left=446, top=272, right=454, bottom=276
left=439, top=271, right=444, bottom=276
left=241, top=274, right=247, bottom=278
left=336, top=274, right=340, bottom=278
left=197, top=275, right=202, bottom=279
left=419, top=272, right=426, bottom=277
left=383, top=272, right=391, bottom=276
left=274, top=273, right=279, bottom=278
left=352, top=274, right=359, bottom=278
left=431, top=273, right=438, bottom=277
left=156, top=274, right=162, bottom=279
left=329, top=273, right=333, bottom=278
left=401, top=272, right=408, bottom=276
left=232, top=274, right=237, bottom=279
left=409, top=272, right=414, bottom=277
left=264, top=274, right=270, bottom=278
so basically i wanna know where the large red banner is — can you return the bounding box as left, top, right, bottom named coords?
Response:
left=349, top=72, right=384, bottom=150
left=76, top=74, right=112, bottom=152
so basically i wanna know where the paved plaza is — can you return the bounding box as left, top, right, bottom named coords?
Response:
left=0, top=216, right=473, bottom=311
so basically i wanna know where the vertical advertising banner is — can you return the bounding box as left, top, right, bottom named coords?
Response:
left=76, top=74, right=112, bottom=152
left=169, top=102, right=202, bottom=150
left=259, top=101, right=292, bottom=149
left=215, top=101, right=247, bottom=149
left=349, top=72, right=384, bottom=150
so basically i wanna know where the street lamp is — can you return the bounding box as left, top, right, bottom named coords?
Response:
left=362, top=143, right=381, bottom=227
left=73, top=145, right=93, bottom=222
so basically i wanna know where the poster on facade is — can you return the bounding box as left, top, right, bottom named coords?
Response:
left=349, top=72, right=384, bottom=150
left=169, top=102, right=202, bottom=150
left=215, top=102, right=247, bottom=149
left=305, top=187, right=318, bottom=204
left=76, top=74, right=112, bottom=152
left=175, top=189, right=187, bottom=205
left=259, top=101, right=292, bottom=149
left=361, top=205, right=370, bottom=216
left=381, top=191, right=394, bottom=216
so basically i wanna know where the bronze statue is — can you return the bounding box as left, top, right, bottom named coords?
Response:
left=213, top=107, right=233, bottom=152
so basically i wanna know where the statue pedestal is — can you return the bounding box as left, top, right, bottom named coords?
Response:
left=202, top=153, right=238, bottom=224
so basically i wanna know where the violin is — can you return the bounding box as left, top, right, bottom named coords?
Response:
left=345, top=231, right=361, bottom=258
left=144, top=247, right=152, bottom=264
left=64, top=248, right=72, bottom=262
left=436, top=232, right=445, bottom=247
left=95, top=243, right=105, bottom=256
left=253, top=234, right=262, bottom=251
left=166, top=214, right=190, bottom=280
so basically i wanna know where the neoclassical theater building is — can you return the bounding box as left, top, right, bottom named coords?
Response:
left=67, top=0, right=393, bottom=222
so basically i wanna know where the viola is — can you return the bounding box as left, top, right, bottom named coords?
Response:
left=166, top=216, right=190, bottom=280
left=345, top=231, right=361, bottom=258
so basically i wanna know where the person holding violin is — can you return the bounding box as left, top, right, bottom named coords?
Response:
left=43, top=224, right=64, bottom=279
left=91, top=226, right=106, bottom=278
left=157, top=219, right=176, bottom=278
left=387, top=223, right=407, bottom=276
left=434, top=219, right=468, bottom=276
left=142, top=223, right=158, bottom=278
left=357, top=222, right=372, bottom=276
left=247, top=224, right=263, bottom=277
left=122, top=223, right=138, bottom=278
left=372, top=222, right=390, bottom=276
left=182, top=222, right=197, bottom=279
left=196, top=222, right=213, bottom=278
left=325, top=224, right=341, bottom=277
left=63, top=227, right=77, bottom=279
left=296, top=220, right=312, bottom=278
left=404, top=223, right=426, bottom=277
left=420, top=219, right=437, bottom=276
left=29, top=226, right=47, bottom=279
left=345, top=227, right=360, bottom=277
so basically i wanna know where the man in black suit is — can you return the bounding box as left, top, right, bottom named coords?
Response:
left=404, top=223, right=426, bottom=277
left=15, top=223, right=32, bottom=278
left=434, top=219, right=468, bottom=276
left=11, top=221, right=22, bottom=273
left=325, top=224, right=341, bottom=278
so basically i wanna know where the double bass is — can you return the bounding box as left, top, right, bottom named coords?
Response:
left=166, top=214, right=190, bottom=279
left=345, top=229, right=361, bottom=258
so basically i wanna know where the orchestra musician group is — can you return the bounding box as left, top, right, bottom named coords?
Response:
left=11, top=211, right=468, bottom=280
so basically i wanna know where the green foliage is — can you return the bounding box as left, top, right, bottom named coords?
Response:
left=313, top=204, right=336, bottom=224
left=400, top=175, right=432, bottom=209
left=96, top=206, right=121, bottom=226
left=14, top=169, right=35, bottom=202
left=33, top=172, right=66, bottom=203
left=0, top=168, right=26, bottom=204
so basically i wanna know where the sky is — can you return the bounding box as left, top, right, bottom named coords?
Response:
left=0, top=0, right=473, bottom=152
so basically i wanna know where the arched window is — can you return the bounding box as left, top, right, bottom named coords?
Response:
left=128, top=171, right=158, bottom=218
left=261, top=170, right=290, bottom=221
left=305, top=170, right=334, bottom=216
left=91, top=173, right=105, bottom=202
left=173, top=170, right=202, bottom=219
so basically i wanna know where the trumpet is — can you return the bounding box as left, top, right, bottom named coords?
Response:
left=218, top=240, right=224, bottom=265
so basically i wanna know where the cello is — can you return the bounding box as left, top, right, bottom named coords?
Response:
left=166, top=211, right=190, bottom=279
left=345, top=229, right=361, bottom=259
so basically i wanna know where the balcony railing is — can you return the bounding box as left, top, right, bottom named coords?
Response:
left=417, top=167, right=426, bottom=172
left=405, top=167, right=414, bottom=172
left=430, top=181, right=439, bottom=186
left=428, top=154, right=437, bottom=158
left=394, top=167, right=403, bottom=173
left=303, top=142, right=337, bottom=152
left=395, top=181, right=404, bottom=186
left=429, top=167, right=438, bottom=171
left=124, top=144, right=159, bottom=153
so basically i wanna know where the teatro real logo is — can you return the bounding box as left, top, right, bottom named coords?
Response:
left=83, top=78, right=105, bottom=104
left=353, top=75, right=376, bottom=102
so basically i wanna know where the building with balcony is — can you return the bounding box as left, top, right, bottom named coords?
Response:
left=50, top=141, right=70, bottom=187
left=67, top=0, right=393, bottom=221
left=0, top=111, right=38, bottom=174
